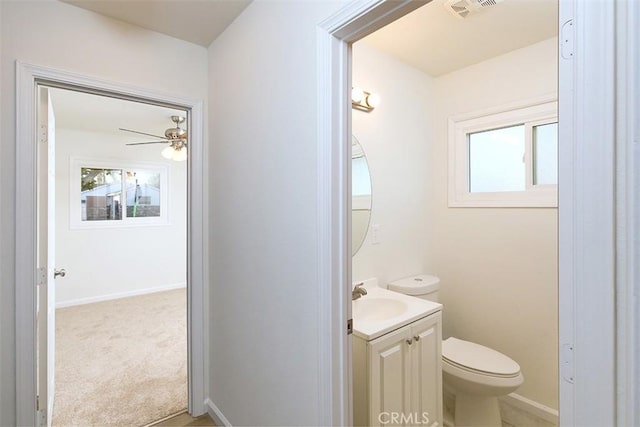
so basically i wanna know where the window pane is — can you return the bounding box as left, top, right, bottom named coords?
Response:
left=533, top=122, right=558, bottom=185
left=81, top=168, right=122, bottom=221
left=126, top=170, right=161, bottom=218
left=469, top=125, right=525, bottom=192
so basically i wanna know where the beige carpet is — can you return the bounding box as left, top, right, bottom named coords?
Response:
left=52, top=289, right=187, bottom=427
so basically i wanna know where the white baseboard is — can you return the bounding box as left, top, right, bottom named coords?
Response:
left=499, top=393, right=559, bottom=426
left=205, top=398, right=231, bottom=427
left=55, top=282, right=186, bottom=308
left=444, top=388, right=558, bottom=427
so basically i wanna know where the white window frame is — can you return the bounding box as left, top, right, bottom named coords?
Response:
left=70, top=157, right=170, bottom=229
left=448, top=96, right=558, bottom=207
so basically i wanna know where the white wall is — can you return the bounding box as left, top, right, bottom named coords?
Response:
left=432, top=38, right=558, bottom=409
left=0, top=1, right=207, bottom=424
left=351, top=42, right=434, bottom=285
left=54, top=128, right=187, bottom=307
left=207, top=1, right=342, bottom=425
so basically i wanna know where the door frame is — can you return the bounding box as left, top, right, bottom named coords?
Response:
left=15, top=62, right=207, bottom=426
left=316, top=0, right=637, bottom=425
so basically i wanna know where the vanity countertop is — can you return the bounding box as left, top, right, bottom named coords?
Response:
left=352, top=279, right=442, bottom=341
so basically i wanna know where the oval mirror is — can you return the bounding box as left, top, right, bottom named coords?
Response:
left=352, top=135, right=372, bottom=256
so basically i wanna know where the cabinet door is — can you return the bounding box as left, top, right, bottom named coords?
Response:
left=410, top=313, right=442, bottom=426
left=369, top=325, right=413, bottom=426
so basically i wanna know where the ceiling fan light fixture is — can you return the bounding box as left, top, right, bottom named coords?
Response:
left=161, top=145, right=175, bottom=159
left=122, top=115, right=188, bottom=161
left=165, top=127, right=187, bottom=139
left=172, top=147, right=187, bottom=162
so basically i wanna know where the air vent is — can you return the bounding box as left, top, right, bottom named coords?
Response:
left=444, top=0, right=504, bottom=19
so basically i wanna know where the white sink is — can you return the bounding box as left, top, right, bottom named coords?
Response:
left=351, top=279, right=442, bottom=341
left=353, top=298, right=408, bottom=322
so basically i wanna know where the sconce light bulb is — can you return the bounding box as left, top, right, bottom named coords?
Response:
left=366, top=93, right=381, bottom=108
left=351, top=87, right=365, bottom=103
left=161, top=146, right=175, bottom=159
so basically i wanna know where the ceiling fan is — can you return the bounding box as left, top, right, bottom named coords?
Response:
left=120, top=115, right=188, bottom=161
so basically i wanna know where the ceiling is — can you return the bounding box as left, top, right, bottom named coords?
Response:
left=60, top=0, right=555, bottom=75
left=50, top=88, right=187, bottom=144
left=362, top=0, right=557, bottom=77
left=61, top=0, right=251, bottom=47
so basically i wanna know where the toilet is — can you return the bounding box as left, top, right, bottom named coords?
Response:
left=388, top=274, right=524, bottom=427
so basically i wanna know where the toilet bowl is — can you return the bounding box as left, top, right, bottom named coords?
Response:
left=443, top=337, right=523, bottom=426
left=388, top=275, right=524, bottom=427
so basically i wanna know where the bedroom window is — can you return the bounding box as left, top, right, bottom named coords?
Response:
left=72, top=159, right=169, bottom=228
left=448, top=98, right=557, bottom=207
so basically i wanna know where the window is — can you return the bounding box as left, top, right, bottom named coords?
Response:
left=71, top=159, right=169, bottom=228
left=468, top=125, right=526, bottom=193
left=533, top=122, right=558, bottom=185
left=448, top=98, right=557, bottom=207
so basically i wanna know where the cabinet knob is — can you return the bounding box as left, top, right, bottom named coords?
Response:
left=406, top=339, right=413, bottom=345
left=414, top=335, right=420, bottom=341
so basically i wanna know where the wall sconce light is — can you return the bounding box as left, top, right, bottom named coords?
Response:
left=352, top=87, right=380, bottom=112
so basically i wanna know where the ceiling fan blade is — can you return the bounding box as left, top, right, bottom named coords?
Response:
left=119, top=128, right=167, bottom=139
left=125, top=141, right=170, bottom=146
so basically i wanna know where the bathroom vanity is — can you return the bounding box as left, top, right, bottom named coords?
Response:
left=352, top=281, right=442, bottom=427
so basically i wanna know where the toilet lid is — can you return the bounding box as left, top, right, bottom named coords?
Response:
left=442, top=337, right=520, bottom=377
left=388, top=274, right=440, bottom=296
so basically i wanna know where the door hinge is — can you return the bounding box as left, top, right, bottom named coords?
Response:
left=37, top=408, right=46, bottom=427
left=39, top=124, right=48, bottom=144
left=347, top=318, right=353, bottom=335
left=561, top=19, right=574, bottom=60
left=37, top=267, right=47, bottom=288
left=37, top=395, right=46, bottom=426
left=561, top=342, right=574, bottom=384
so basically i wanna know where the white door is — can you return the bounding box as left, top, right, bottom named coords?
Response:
left=37, top=86, right=57, bottom=427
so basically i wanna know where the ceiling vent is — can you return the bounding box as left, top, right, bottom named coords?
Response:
left=444, top=0, right=504, bottom=19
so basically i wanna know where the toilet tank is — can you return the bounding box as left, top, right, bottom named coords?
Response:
left=388, top=274, right=441, bottom=302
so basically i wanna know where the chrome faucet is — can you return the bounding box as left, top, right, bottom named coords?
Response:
left=352, top=282, right=368, bottom=300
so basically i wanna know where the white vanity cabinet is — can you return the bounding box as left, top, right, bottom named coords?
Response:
left=353, top=311, right=442, bottom=427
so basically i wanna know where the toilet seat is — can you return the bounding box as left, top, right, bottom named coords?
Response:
left=442, top=337, right=521, bottom=378
left=442, top=338, right=524, bottom=424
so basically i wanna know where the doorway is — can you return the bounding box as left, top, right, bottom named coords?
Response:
left=15, top=64, right=206, bottom=426
left=317, top=0, right=621, bottom=426
left=37, top=85, right=189, bottom=426
left=350, top=1, right=559, bottom=425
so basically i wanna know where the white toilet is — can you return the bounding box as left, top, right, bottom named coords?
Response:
left=388, top=274, right=524, bottom=427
